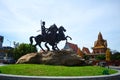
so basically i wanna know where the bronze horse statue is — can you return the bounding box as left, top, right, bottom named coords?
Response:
left=29, top=24, right=72, bottom=51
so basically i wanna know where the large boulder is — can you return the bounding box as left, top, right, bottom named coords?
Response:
left=16, top=50, right=86, bottom=66
left=16, top=53, right=42, bottom=64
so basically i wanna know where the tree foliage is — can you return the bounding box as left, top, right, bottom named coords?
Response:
left=13, top=43, right=37, bottom=60
left=111, top=52, right=120, bottom=60
left=83, top=54, right=90, bottom=60
left=95, top=54, right=105, bottom=60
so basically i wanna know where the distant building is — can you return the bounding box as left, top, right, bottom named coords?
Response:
left=92, top=32, right=107, bottom=54
left=0, top=35, right=13, bottom=63
left=63, top=42, right=83, bottom=57
left=64, top=42, right=78, bottom=53
left=0, top=35, right=4, bottom=60
left=82, top=47, right=90, bottom=54
left=0, top=36, right=4, bottom=48
left=77, top=48, right=83, bottom=58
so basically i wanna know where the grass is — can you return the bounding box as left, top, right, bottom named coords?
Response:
left=0, top=64, right=118, bottom=76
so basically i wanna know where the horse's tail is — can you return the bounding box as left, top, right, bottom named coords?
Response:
left=29, top=36, right=35, bottom=45
left=66, top=36, right=72, bottom=42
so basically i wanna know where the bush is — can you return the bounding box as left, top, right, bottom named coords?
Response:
left=13, top=43, right=37, bottom=61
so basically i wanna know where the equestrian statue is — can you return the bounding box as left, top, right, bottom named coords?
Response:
left=29, top=21, right=72, bottom=51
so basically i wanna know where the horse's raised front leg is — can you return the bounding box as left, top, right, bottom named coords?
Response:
left=65, top=36, right=72, bottom=42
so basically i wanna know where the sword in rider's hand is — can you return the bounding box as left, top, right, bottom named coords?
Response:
left=37, top=20, right=42, bottom=32
left=40, top=20, right=42, bottom=26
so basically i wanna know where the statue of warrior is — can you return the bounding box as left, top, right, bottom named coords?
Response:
left=30, top=21, right=72, bottom=51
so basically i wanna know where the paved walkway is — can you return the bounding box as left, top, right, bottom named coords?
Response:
left=109, top=66, right=120, bottom=70
left=0, top=63, right=7, bottom=66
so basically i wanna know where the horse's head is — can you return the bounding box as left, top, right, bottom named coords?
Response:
left=49, top=24, right=58, bottom=33
left=59, top=26, right=66, bottom=32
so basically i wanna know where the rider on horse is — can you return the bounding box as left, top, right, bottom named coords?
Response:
left=41, top=21, right=48, bottom=38
left=41, top=21, right=58, bottom=38
left=30, top=21, right=72, bottom=51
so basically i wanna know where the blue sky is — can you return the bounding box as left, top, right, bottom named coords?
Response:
left=0, top=0, right=120, bottom=52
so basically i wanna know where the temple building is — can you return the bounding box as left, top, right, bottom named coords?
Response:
left=63, top=42, right=83, bottom=57
left=82, top=47, right=90, bottom=54
left=63, top=32, right=109, bottom=60
left=92, top=32, right=107, bottom=54
left=63, top=42, right=79, bottom=53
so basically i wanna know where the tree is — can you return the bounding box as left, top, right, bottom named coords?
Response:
left=83, top=54, right=90, bottom=60
left=13, top=43, right=37, bottom=61
left=111, top=52, right=120, bottom=60
left=95, top=54, right=105, bottom=60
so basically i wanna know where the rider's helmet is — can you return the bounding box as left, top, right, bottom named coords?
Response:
left=42, top=21, right=45, bottom=25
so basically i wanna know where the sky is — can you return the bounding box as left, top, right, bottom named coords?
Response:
left=0, top=0, right=120, bottom=52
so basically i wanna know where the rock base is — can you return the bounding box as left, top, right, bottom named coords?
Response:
left=16, top=50, right=86, bottom=66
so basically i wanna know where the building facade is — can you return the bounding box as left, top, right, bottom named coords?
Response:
left=0, top=36, right=4, bottom=48
left=0, top=35, right=13, bottom=63
left=0, top=36, right=4, bottom=60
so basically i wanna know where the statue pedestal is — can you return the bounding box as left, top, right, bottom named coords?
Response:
left=16, top=50, right=86, bottom=66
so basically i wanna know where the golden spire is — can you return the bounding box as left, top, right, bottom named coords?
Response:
left=98, top=32, right=103, bottom=40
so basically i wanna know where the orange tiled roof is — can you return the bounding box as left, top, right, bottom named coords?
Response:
left=77, top=48, right=83, bottom=57
left=82, top=47, right=90, bottom=54
left=65, top=42, right=78, bottom=53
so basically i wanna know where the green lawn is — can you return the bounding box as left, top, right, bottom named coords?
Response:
left=0, top=64, right=117, bottom=76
